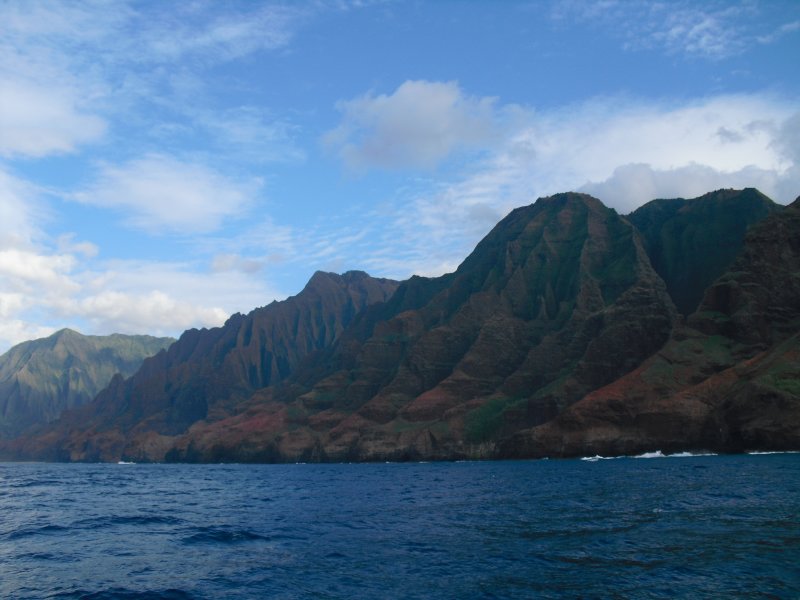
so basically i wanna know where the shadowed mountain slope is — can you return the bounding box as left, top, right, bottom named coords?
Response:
left=0, top=329, right=173, bottom=438
left=501, top=196, right=800, bottom=458
left=627, top=188, right=780, bottom=316
left=7, top=189, right=796, bottom=463
left=156, top=193, right=677, bottom=462
left=10, top=271, right=398, bottom=460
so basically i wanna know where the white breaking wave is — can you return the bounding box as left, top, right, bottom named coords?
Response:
left=747, top=450, right=800, bottom=455
left=580, top=455, right=624, bottom=462
left=580, top=450, right=718, bottom=461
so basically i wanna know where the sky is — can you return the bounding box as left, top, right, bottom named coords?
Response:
left=1, top=0, right=799, bottom=352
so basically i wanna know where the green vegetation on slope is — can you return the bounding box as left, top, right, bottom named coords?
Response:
left=0, top=329, right=174, bottom=438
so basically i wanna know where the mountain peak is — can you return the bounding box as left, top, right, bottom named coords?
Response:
left=627, top=188, right=780, bottom=315
left=0, top=332, right=173, bottom=439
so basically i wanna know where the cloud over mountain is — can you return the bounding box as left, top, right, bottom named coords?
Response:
left=324, top=80, right=502, bottom=170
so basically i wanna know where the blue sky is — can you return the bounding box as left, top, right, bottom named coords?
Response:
left=1, top=0, right=798, bottom=351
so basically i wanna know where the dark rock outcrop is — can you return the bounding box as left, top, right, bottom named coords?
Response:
left=0, top=329, right=173, bottom=438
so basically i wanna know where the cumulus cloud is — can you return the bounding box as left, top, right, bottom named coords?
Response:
left=0, top=79, right=107, bottom=158
left=0, top=249, right=79, bottom=296
left=323, top=80, right=502, bottom=170
left=73, top=155, right=262, bottom=235
left=56, top=259, right=280, bottom=337
left=0, top=321, right=57, bottom=352
left=0, top=250, right=284, bottom=352
left=0, top=167, right=279, bottom=352
left=580, top=163, right=788, bottom=212
left=469, top=94, right=798, bottom=212
left=57, top=290, right=229, bottom=338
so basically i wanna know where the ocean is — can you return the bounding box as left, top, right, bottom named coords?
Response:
left=1, top=454, right=798, bottom=599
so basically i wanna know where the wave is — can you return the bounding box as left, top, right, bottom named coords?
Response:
left=75, top=515, right=184, bottom=529
left=747, top=450, right=800, bottom=455
left=580, top=455, right=623, bottom=462
left=181, top=527, right=270, bottom=546
left=581, top=450, right=718, bottom=462
left=48, top=587, right=196, bottom=599
left=634, top=451, right=718, bottom=459
left=4, top=523, right=69, bottom=540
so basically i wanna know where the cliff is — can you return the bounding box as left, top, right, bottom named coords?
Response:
left=160, top=192, right=678, bottom=462
left=10, top=271, right=398, bottom=461
left=6, top=189, right=797, bottom=462
left=500, top=197, right=800, bottom=458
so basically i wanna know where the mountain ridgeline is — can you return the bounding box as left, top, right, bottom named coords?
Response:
left=11, top=271, right=399, bottom=460
left=2, top=188, right=798, bottom=461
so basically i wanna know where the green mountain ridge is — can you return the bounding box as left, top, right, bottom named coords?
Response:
left=0, top=329, right=174, bottom=438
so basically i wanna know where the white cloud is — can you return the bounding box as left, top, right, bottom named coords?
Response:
left=58, top=290, right=228, bottom=339
left=0, top=168, right=47, bottom=248
left=0, top=248, right=79, bottom=295
left=0, top=321, right=57, bottom=352
left=0, top=1, right=309, bottom=164
left=581, top=163, right=789, bottom=211
left=0, top=4, right=112, bottom=158
left=465, top=94, right=797, bottom=212
left=211, top=254, right=265, bottom=274
left=73, top=154, right=262, bottom=235
left=551, top=0, right=797, bottom=59
left=0, top=250, right=284, bottom=352
left=322, top=85, right=797, bottom=281
left=758, top=19, right=800, bottom=44
left=56, top=234, right=99, bottom=258
left=324, top=80, right=502, bottom=170
left=0, top=79, right=107, bottom=158
left=193, top=107, right=306, bottom=165
left=0, top=1, right=301, bottom=69
left=0, top=165, right=281, bottom=353
left=52, top=259, right=281, bottom=338
left=137, top=3, right=301, bottom=64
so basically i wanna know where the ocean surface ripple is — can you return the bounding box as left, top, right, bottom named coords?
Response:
left=1, top=454, right=798, bottom=599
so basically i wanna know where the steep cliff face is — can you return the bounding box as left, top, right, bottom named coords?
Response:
left=13, top=271, right=398, bottom=460
left=8, top=189, right=796, bottom=463
left=627, top=188, right=779, bottom=316
left=501, top=198, right=800, bottom=458
left=0, top=330, right=173, bottom=438
left=160, top=193, right=677, bottom=462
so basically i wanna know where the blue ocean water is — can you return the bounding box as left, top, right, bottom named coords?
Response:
left=1, top=454, right=798, bottom=599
